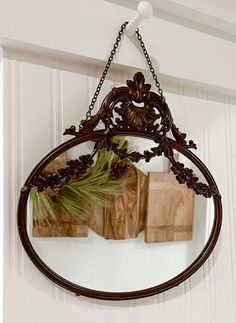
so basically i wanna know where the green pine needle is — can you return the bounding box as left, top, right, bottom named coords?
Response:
left=30, top=187, right=58, bottom=225
left=30, top=137, right=132, bottom=225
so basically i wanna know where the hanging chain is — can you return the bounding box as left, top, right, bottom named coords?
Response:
left=79, top=22, right=164, bottom=130
left=135, top=28, right=164, bottom=98
left=79, top=21, right=128, bottom=130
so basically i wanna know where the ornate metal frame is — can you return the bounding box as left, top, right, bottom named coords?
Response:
left=17, top=72, right=222, bottom=301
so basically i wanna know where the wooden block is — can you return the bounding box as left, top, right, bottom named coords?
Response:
left=69, top=222, right=89, bottom=237
left=33, top=223, right=70, bottom=237
left=104, top=166, right=141, bottom=239
left=33, top=219, right=89, bottom=237
left=138, top=168, right=148, bottom=233
left=145, top=171, right=194, bottom=243
left=88, top=205, right=104, bottom=237
left=32, top=152, right=89, bottom=238
left=89, top=166, right=147, bottom=240
left=33, top=207, right=89, bottom=238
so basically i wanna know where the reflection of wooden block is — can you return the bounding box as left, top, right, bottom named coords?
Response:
left=69, top=222, right=89, bottom=237
left=32, top=152, right=89, bottom=238
left=33, top=219, right=89, bottom=237
left=145, top=172, right=194, bottom=243
left=89, top=166, right=147, bottom=240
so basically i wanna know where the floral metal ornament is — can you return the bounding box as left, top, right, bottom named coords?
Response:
left=62, top=72, right=219, bottom=199
left=26, top=71, right=220, bottom=198
left=65, top=72, right=172, bottom=136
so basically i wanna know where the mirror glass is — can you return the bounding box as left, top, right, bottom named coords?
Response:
left=27, top=137, right=215, bottom=292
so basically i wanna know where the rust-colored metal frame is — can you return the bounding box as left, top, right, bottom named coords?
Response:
left=17, top=72, right=222, bottom=300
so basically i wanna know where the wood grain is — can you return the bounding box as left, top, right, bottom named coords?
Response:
left=145, top=171, right=194, bottom=243
left=33, top=219, right=88, bottom=237
left=32, top=152, right=89, bottom=238
left=89, top=166, right=147, bottom=239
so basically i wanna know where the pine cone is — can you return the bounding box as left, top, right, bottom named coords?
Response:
left=66, top=154, right=94, bottom=180
left=110, top=161, right=130, bottom=180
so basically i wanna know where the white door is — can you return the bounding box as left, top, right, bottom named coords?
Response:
left=1, top=1, right=236, bottom=323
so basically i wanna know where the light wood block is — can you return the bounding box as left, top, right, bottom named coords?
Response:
left=89, top=166, right=147, bottom=239
left=145, top=171, right=194, bottom=243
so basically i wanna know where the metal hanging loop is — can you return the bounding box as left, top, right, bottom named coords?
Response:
left=79, top=22, right=165, bottom=130
left=79, top=22, right=128, bottom=130
left=135, top=28, right=164, bottom=97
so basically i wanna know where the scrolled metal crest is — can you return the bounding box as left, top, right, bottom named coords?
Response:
left=62, top=72, right=219, bottom=198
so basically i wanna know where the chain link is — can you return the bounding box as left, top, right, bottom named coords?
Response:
left=135, top=28, right=164, bottom=98
left=80, top=22, right=164, bottom=129
left=79, top=21, right=128, bottom=130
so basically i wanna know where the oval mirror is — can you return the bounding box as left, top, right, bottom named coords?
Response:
left=17, top=72, right=222, bottom=300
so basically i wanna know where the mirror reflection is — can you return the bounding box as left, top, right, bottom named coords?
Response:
left=27, top=137, right=214, bottom=292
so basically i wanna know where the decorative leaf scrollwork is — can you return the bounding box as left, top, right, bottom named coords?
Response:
left=112, top=72, right=163, bottom=133
left=171, top=124, right=197, bottom=149
left=63, top=72, right=174, bottom=138
left=171, top=162, right=221, bottom=198
left=92, top=134, right=219, bottom=199
left=93, top=134, right=173, bottom=163
left=31, top=155, right=94, bottom=192
left=60, top=72, right=218, bottom=199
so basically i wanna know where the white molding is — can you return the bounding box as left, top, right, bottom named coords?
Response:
left=1, top=46, right=236, bottom=104
left=110, top=0, right=236, bottom=42
left=0, top=0, right=236, bottom=95
left=162, top=0, right=236, bottom=25
left=152, top=0, right=236, bottom=27
left=0, top=0, right=147, bottom=71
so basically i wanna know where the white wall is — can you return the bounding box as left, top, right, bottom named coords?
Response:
left=1, top=0, right=236, bottom=322
left=0, top=0, right=236, bottom=94
left=1, top=53, right=236, bottom=323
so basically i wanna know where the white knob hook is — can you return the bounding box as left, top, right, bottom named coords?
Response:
left=125, top=1, right=160, bottom=73
left=126, top=1, right=153, bottom=37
